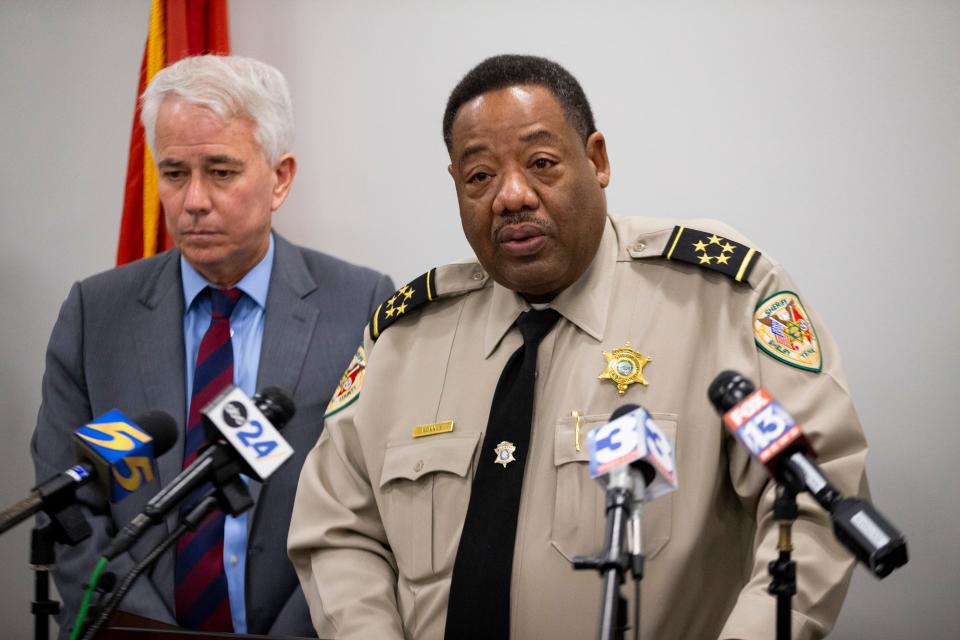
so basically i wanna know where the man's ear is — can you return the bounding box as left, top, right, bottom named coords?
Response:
left=585, top=132, right=610, bottom=188
left=271, top=154, right=297, bottom=211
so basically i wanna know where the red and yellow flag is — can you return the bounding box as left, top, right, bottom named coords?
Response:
left=116, top=0, right=230, bottom=266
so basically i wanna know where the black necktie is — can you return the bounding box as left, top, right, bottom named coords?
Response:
left=444, top=308, right=562, bottom=639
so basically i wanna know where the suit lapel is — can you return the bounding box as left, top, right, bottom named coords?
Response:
left=133, top=251, right=187, bottom=491
left=129, top=251, right=185, bottom=610
left=249, top=235, right=319, bottom=506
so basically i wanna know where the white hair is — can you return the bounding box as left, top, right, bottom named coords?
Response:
left=140, top=55, right=294, bottom=166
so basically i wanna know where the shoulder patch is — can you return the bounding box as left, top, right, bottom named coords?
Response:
left=370, top=269, right=438, bottom=341
left=325, top=346, right=367, bottom=418
left=753, top=291, right=822, bottom=372
left=662, top=225, right=761, bottom=283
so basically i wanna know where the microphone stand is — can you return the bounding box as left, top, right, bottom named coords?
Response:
left=626, top=504, right=644, bottom=640
left=78, top=476, right=253, bottom=640
left=29, top=506, right=91, bottom=640
left=31, top=525, right=60, bottom=640
left=573, top=484, right=643, bottom=640
left=769, top=472, right=802, bottom=640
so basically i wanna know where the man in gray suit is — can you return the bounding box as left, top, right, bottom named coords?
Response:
left=31, top=55, right=392, bottom=638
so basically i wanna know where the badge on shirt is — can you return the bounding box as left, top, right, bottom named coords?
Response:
left=494, top=441, right=517, bottom=467
left=753, top=291, right=822, bottom=372
left=412, top=420, right=455, bottom=438
left=599, top=341, right=652, bottom=395
left=325, top=346, right=367, bottom=417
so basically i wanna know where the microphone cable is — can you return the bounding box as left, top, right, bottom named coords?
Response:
left=77, top=493, right=219, bottom=640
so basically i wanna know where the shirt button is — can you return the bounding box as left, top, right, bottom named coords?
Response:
left=230, top=328, right=235, bottom=338
left=229, top=554, right=239, bottom=567
left=632, top=242, right=646, bottom=252
left=472, top=271, right=484, bottom=281
left=414, top=460, right=424, bottom=473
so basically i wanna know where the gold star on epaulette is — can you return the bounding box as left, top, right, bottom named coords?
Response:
left=662, top=225, right=761, bottom=283
left=371, top=269, right=438, bottom=341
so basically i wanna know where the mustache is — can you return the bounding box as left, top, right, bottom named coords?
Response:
left=492, top=211, right=547, bottom=237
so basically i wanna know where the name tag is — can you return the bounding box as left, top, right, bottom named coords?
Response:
left=412, top=420, right=454, bottom=438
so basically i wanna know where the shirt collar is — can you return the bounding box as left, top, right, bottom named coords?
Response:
left=181, top=233, right=275, bottom=311
left=483, top=216, right=618, bottom=357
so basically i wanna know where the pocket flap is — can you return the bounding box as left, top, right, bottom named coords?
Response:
left=554, top=413, right=608, bottom=466
left=380, top=432, right=481, bottom=487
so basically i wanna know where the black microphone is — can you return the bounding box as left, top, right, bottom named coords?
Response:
left=588, top=404, right=677, bottom=499
left=612, top=404, right=655, bottom=484
left=2, top=411, right=177, bottom=539
left=586, top=404, right=678, bottom=555
left=102, top=386, right=295, bottom=560
left=592, top=405, right=655, bottom=495
left=708, top=370, right=907, bottom=578
left=575, top=404, right=678, bottom=639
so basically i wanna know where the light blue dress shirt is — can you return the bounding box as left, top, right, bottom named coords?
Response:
left=180, top=234, right=274, bottom=633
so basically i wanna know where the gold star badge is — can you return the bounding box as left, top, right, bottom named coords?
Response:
left=385, top=284, right=415, bottom=318
left=494, top=441, right=517, bottom=467
left=599, top=341, right=652, bottom=395
left=663, top=226, right=762, bottom=283
left=370, top=269, right=438, bottom=341
left=693, top=235, right=736, bottom=266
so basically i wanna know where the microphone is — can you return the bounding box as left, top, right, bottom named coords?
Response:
left=707, top=370, right=908, bottom=578
left=1, top=410, right=177, bottom=538
left=200, top=385, right=296, bottom=481
left=587, top=404, right=677, bottom=502
left=577, top=405, right=676, bottom=638
left=102, top=386, right=295, bottom=560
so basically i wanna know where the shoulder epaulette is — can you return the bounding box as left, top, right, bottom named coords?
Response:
left=370, top=269, right=438, bottom=341
left=661, top=225, right=761, bottom=284
left=369, top=262, right=490, bottom=341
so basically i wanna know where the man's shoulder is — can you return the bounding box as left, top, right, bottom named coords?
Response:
left=368, top=258, right=489, bottom=341
left=610, top=214, right=778, bottom=290
left=75, top=250, right=179, bottom=303
left=277, top=236, right=388, bottom=289
left=611, top=215, right=754, bottom=244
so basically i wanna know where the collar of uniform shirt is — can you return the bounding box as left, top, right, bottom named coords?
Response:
left=483, top=216, right=617, bottom=358
left=181, top=232, right=275, bottom=312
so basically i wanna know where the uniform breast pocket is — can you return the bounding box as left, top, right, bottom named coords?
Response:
left=378, top=432, right=481, bottom=582
left=551, top=412, right=679, bottom=563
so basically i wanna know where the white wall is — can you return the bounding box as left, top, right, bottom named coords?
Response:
left=1, top=1, right=956, bottom=638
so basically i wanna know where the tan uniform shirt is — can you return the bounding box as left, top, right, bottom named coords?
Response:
left=289, top=216, right=867, bottom=640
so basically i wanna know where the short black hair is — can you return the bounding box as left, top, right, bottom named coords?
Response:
left=442, top=54, right=597, bottom=151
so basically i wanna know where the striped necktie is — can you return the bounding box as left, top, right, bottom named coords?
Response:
left=174, top=286, right=242, bottom=631
left=444, top=308, right=561, bottom=639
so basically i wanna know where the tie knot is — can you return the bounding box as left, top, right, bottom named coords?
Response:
left=208, top=287, right=242, bottom=319
left=516, top=308, right=561, bottom=347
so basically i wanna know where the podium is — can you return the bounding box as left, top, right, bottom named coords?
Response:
left=94, top=612, right=319, bottom=640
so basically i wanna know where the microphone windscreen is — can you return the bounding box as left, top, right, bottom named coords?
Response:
left=131, top=411, right=178, bottom=456
left=708, top=370, right=756, bottom=414
left=255, top=387, right=296, bottom=427
left=608, top=403, right=640, bottom=422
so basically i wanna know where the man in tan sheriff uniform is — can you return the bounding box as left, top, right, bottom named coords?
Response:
left=288, top=54, right=868, bottom=640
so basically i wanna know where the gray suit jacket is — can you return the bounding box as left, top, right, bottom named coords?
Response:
left=31, top=234, right=393, bottom=637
